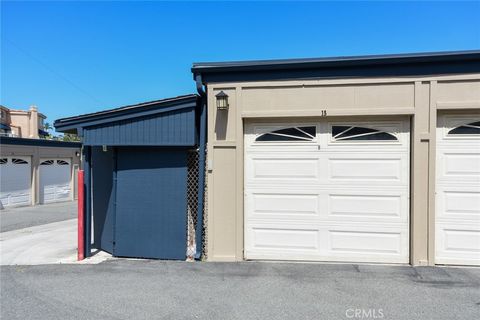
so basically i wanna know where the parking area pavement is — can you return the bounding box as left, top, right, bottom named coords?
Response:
left=0, top=219, right=78, bottom=265
left=1, top=260, right=479, bottom=320
left=0, top=201, right=77, bottom=232
left=0, top=201, right=79, bottom=265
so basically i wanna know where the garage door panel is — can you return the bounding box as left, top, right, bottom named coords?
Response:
left=438, top=152, right=480, bottom=182
left=246, top=223, right=409, bottom=262
left=250, top=227, right=320, bottom=252
left=39, top=158, right=71, bottom=204
left=41, top=186, right=56, bottom=202
left=55, top=186, right=71, bottom=200
left=247, top=188, right=407, bottom=223
left=8, top=193, right=31, bottom=205
left=328, top=229, right=404, bottom=255
left=248, top=192, right=320, bottom=218
left=328, top=157, right=402, bottom=183
left=0, top=157, right=32, bottom=208
left=245, top=119, right=410, bottom=263
left=325, top=225, right=408, bottom=263
left=436, top=225, right=480, bottom=265
left=438, top=227, right=480, bottom=252
left=436, top=114, right=480, bottom=266
left=246, top=154, right=320, bottom=184
left=247, top=154, right=408, bottom=186
left=436, top=188, right=480, bottom=222
left=328, top=193, right=406, bottom=222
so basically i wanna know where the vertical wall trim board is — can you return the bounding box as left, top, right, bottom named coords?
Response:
left=206, top=86, right=216, bottom=258
left=32, top=150, right=39, bottom=205
left=112, top=147, right=118, bottom=255
left=236, top=86, right=244, bottom=260
left=411, top=81, right=430, bottom=265
left=83, top=146, right=92, bottom=257
left=409, top=113, right=414, bottom=265
left=428, top=81, right=437, bottom=265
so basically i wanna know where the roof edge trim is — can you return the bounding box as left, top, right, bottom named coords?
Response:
left=192, top=50, right=480, bottom=73
left=54, top=95, right=198, bottom=133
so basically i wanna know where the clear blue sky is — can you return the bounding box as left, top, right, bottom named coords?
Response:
left=1, top=1, right=479, bottom=132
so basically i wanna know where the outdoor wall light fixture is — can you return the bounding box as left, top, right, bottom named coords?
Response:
left=215, top=91, right=229, bottom=111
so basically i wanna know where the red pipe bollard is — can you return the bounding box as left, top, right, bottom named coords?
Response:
left=77, top=170, right=85, bottom=261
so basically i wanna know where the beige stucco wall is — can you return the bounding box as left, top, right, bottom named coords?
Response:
left=9, top=112, right=31, bottom=137
left=0, top=144, right=81, bottom=205
left=204, top=74, right=480, bottom=265
left=6, top=107, right=44, bottom=138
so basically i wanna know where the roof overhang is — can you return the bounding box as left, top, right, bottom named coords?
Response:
left=0, top=136, right=81, bottom=148
left=54, top=94, right=199, bottom=134
left=192, top=50, right=480, bottom=83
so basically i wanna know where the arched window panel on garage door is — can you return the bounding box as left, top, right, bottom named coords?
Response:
left=448, top=121, right=480, bottom=135
left=332, top=125, right=398, bottom=141
left=40, top=160, right=55, bottom=165
left=12, top=158, right=29, bottom=164
left=0, top=158, right=7, bottom=164
left=57, top=160, right=69, bottom=165
left=255, top=126, right=316, bottom=142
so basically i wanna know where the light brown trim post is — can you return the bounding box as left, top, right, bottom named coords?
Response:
left=427, top=81, right=438, bottom=265
left=411, top=81, right=430, bottom=265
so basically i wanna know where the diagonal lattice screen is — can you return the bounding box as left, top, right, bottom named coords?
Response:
left=186, top=148, right=208, bottom=261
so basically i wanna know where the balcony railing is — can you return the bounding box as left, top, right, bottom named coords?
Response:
left=0, top=132, right=19, bottom=137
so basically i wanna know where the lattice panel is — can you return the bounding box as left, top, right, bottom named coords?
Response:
left=186, top=148, right=208, bottom=260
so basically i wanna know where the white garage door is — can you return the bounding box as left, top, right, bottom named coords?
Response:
left=245, top=119, right=410, bottom=263
left=0, top=156, right=32, bottom=208
left=39, top=158, right=71, bottom=204
left=436, top=115, right=480, bottom=266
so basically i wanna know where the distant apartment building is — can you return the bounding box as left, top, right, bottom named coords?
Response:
left=0, top=105, right=81, bottom=209
left=0, top=105, right=48, bottom=138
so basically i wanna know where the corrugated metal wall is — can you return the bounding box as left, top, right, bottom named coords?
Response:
left=83, top=107, right=196, bottom=146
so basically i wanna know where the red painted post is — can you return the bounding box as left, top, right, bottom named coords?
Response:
left=77, top=170, right=85, bottom=261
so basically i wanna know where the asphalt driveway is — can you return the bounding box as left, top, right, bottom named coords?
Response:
left=0, top=201, right=77, bottom=232
left=0, top=201, right=78, bottom=265
left=1, top=260, right=479, bottom=320
left=1, top=202, right=479, bottom=319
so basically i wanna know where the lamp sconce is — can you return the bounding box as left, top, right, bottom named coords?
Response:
left=215, top=91, right=229, bottom=111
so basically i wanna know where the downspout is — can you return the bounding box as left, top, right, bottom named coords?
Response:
left=195, top=73, right=207, bottom=260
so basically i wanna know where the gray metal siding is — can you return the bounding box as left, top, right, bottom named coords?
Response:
left=92, top=146, right=115, bottom=254
left=114, top=147, right=188, bottom=260
left=83, top=107, right=196, bottom=146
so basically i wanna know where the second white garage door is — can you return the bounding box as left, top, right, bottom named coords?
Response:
left=0, top=156, right=32, bottom=208
left=245, top=119, right=410, bottom=263
left=436, top=115, right=480, bottom=266
left=39, top=158, right=72, bottom=204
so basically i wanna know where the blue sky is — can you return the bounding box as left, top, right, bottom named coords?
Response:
left=1, top=1, right=479, bottom=132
